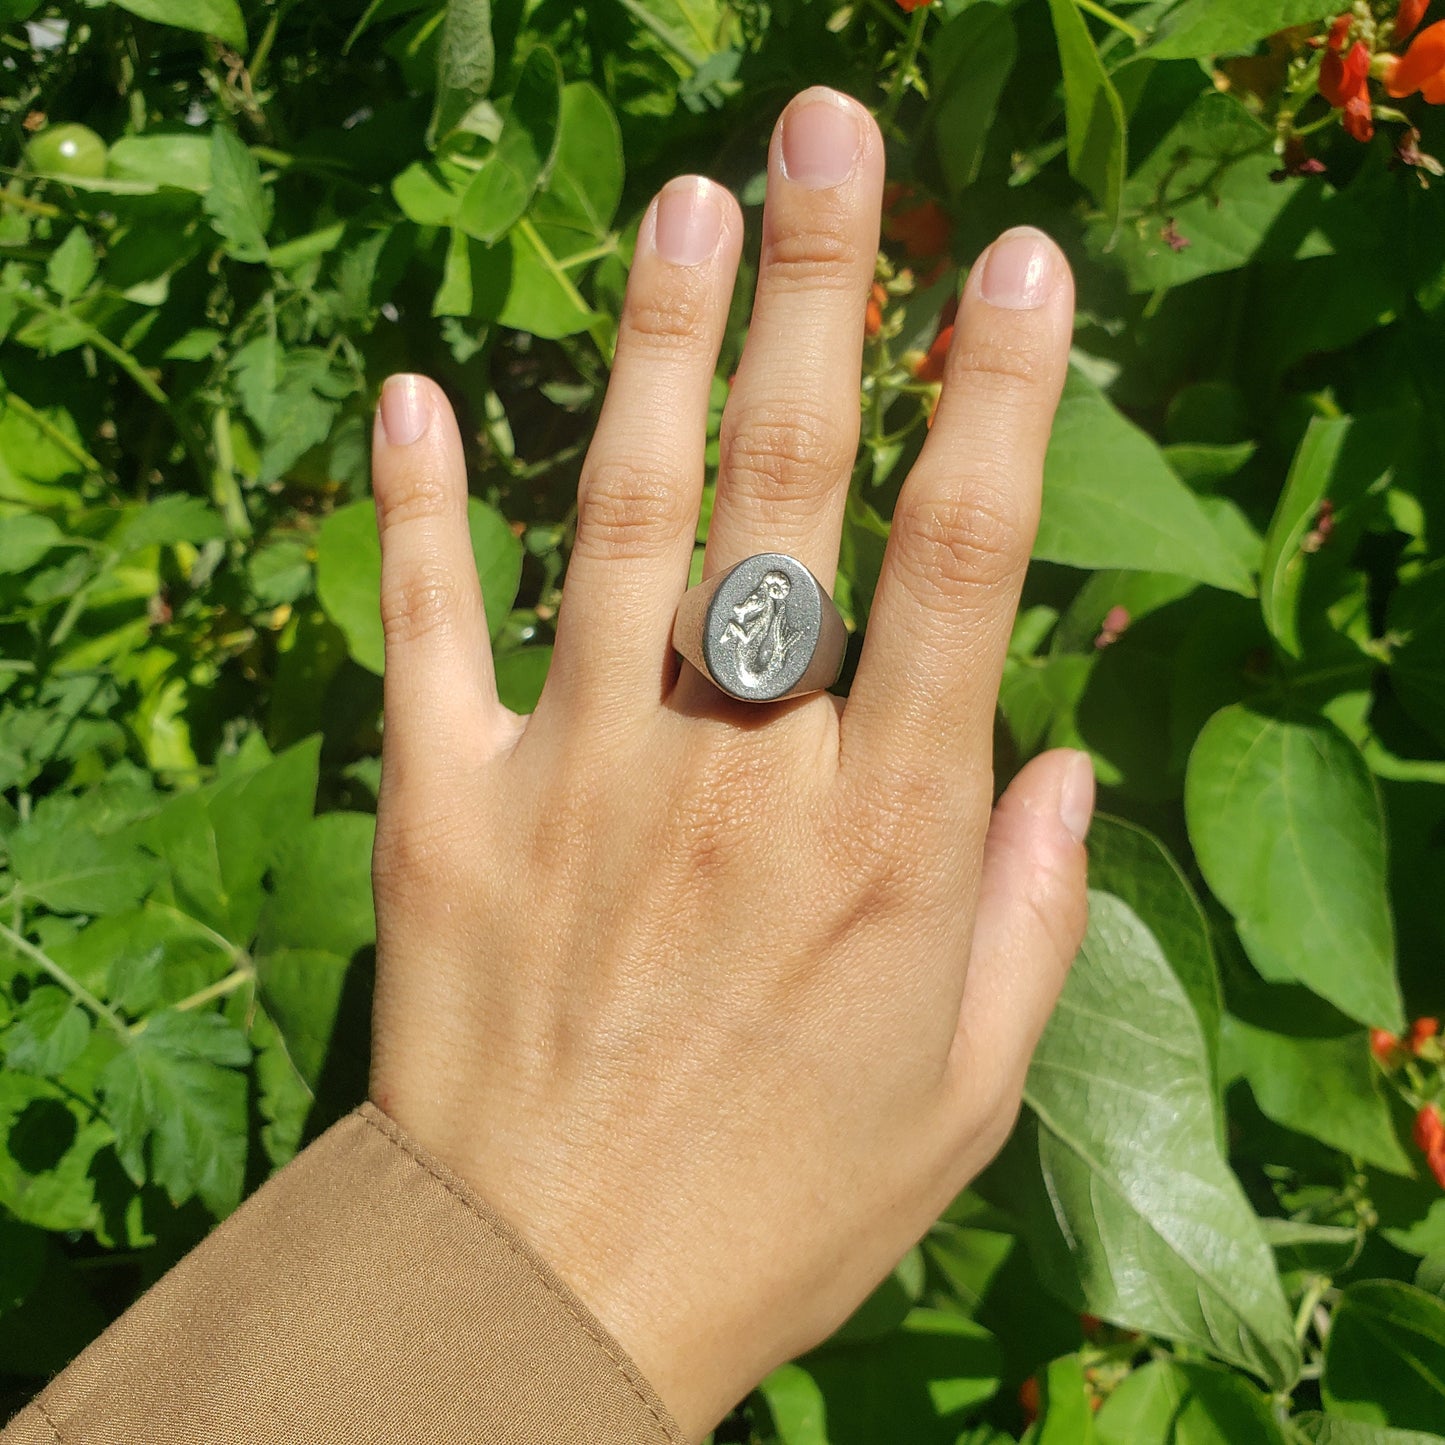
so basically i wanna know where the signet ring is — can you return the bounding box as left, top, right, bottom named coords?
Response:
left=672, top=552, right=848, bottom=703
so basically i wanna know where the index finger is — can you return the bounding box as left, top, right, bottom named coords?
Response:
left=841, top=228, right=1073, bottom=789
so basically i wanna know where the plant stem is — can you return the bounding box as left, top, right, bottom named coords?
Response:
left=25, top=295, right=170, bottom=407
left=879, top=9, right=929, bottom=136
left=1293, top=1273, right=1332, bottom=1346
left=167, top=966, right=255, bottom=1016
left=0, top=918, right=129, bottom=1037
left=0, top=188, right=62, bottom=219
left=862, top=0, right=911, bottom=42
left=1073, top=0, right=1145, bottom=45
left=515, top=216, right=615, bottom=365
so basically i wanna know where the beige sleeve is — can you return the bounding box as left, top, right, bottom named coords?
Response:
left=3, top=1104, right=688, bottom=1445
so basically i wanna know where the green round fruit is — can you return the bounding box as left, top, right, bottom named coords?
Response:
left=26, top=123, right=108, bottom=179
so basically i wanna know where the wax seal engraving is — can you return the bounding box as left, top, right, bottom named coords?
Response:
left=721, top=569, right=805, bottom=689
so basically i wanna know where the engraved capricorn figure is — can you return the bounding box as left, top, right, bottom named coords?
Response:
left=722, top=570, right=804, bottom=688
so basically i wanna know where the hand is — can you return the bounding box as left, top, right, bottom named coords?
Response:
left=366, top=86, right=1090, bottom=1440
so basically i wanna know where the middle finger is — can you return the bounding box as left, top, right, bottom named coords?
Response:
left=702, top=88, right=884, bottom=593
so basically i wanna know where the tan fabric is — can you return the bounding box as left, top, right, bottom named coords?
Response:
left=3, top=1105, right=687, bottom=1445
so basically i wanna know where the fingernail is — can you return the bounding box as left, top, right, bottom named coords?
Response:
left=654, top=177, right=725, bottom=267
left=378, top=375, right=428, bottom=447
left=779, top=90, right=864, bottom=189
left=979, top=227, right=1056, bottom=310
left=1059, top=751, right=1096, bottom=845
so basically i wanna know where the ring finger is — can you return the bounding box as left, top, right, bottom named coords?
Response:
left=701, top=87, right=885, bottom=595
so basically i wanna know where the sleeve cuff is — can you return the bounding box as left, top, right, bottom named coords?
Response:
left=8, top=1104, right=688, bottom=1445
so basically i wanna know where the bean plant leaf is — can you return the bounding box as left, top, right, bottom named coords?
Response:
left=1045, top=0, right=1126, bottom=232
left=101, top=1010, right=250, bottom=1217
left=1027, top=1354, right=1099, bottom=1445
left=1185, top=705, right=1404, bottom=1031
left=1094, top=1360, right=1290, bottom=1444
left=1086, top=815, right=1222, bottom=1098
left=1224, top=1018, right=1411, bottom=1174
left=924, top=3, right=1017, bottom=199
left=1389, top=561, right=1445, bottom=752
left=110, top=0, right=247, bottom=49
left=758, top=1309, right=1001, bottom=1445
left=1038, top=371, right=1255, bottom=594
left=203, top=128, right=271, bottom=263
left=429, top=0, right=495, bottom=148
left=531, top=82, right=625, bottom=247
left=1322, top=1282, right=1445, bottom=1432
left=1147, top=0, right=1334, bottom=59
left=457, top=46, right=563, bottom=243
left=1260, top=416, right=1398, bottom=659
left=1294, top=1414, right=1445, bottom=1444
left=1023, top=892, right=1299, bottom=1388
left=315, top=497, right=522, bottom=674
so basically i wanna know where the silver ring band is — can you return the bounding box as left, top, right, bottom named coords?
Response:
left=672, top=552, right=847, bottom=702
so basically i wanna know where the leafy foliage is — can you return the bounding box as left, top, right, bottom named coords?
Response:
left=1, top=0, right=1444, bottom=1440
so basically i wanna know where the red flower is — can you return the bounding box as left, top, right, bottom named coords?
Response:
left=1018, top=1376, right=1041, bottom=1425
left=1398, top=0, right=1431, bottom=42
left=895, top=0, right=935, bottom=10
left=882, top=184, right=952, bottom=261
left=1327, top=13, right=1353, bottom=51
left=1388, top=18, right=1445, bottom=95
left=865, top=282, right=887, bottom=338
left=1416, top=1105, right=1445, bottom=1189
left=1344, top=90, right=1376, bottom=141
left=1321, top=38, right=1371, bottom=106
left=1372, top=1028, right=1403, bottom=1065
left=1409, top=1017, right=1440, bottom=1053
left=913, top=324, right=953, bottom=384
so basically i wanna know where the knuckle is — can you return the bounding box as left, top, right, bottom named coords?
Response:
left=892, top=491, right=1029, bottom=598
left=621, top=283, right=711, bottom=358
left=947, top=335, right=1048, bottom=394
left=375, top=462, right=452, bottom=532
left=379, top=557, right=462, bottom=649
left=761, top=224, right=863, bottom=291
left=722, top=399, right=854, bottom=508
left=574, top=458, right=693, bottom=562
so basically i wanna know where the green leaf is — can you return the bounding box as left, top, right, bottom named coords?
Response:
left=134, top=738, right=321, bottom=942
left=1038, top=370, right=1255, bottom=594
left=0, top=513, right=66, bottom=573
left=203, top=128, right=271, bottom=263
left=2, top=986, right=90, bottom=1077
left=1260, top=417, right=1397, bottom=659
left=45, top=227, right=97, bottom=302
left=1323, top=1282, right=1445, bottom=1433
left=9, top=819, right=157, bottom=916
left=101, top=1010, right=250, bottom=1217
left=1023, top=892, right=1299, bottom=1387
left=315, top=497, right=523, bottom=674
left=429, top=0, right=495, bottom=147
left=1045, top=0, right=1126, bottom=232
left=106, top=132, right=212, bottom=193
left=1095, top=1360, right=1289, bottom=1443
left=107, top=494, right=227, bottom=553
left=494, top=646, right=552, bottom=713
left=457, top=46, right=563, bottom=243
left=110, top=0, right=246, bottom=48
left=1389, top=561, right=1445, bottom=752
left=255, top=812, right=376, bottom=1087
left=1028, top=1354, right=1100, bottom=1445
left=1223, top=1018, right=1412, bottom=1174
left=0, top=1073, right=110, bottom=1233
left=532, top=82, right=625, bottom=247
left=1184, top=705, right=1403, bottom=1031
left=924, top=3, right=1017, bottom=199
left=1089, top=95, right=1304, bottom=293
left=1086, top=815, right=1222, bottom=1099
left=1293, top=1412, right=1445, bottom=1444
left=1148, top=0, right=1333, bottom=59
left=758, top=1309, right=1001, bottom=1444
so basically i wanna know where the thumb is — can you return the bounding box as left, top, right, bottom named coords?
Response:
left=951, top=748, right=1093, bottom=1108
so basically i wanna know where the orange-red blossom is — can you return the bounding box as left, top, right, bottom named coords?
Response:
left=895, top=0, right=935, bottom=11
left=1387, top=18, right=1445, bottom=101
left=1414, top=1103, right=1445, bottom=1189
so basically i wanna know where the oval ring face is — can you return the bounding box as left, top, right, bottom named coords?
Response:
left=702, top=552, right=823, bottom=701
